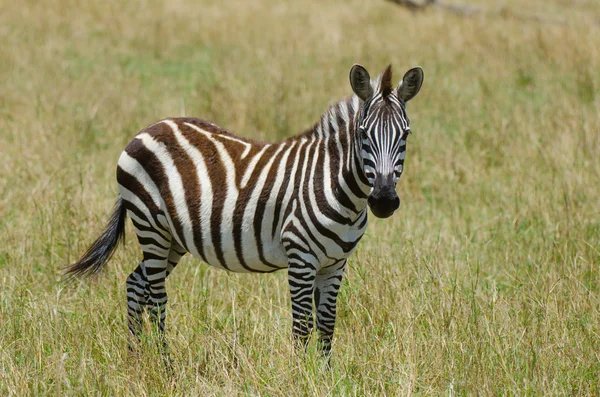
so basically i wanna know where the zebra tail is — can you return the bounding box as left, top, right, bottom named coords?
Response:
left=65, top=196, right=127, bottom=279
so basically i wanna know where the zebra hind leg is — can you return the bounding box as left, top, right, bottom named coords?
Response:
left=145, top=242, right=186, bottom=336
left=126, top=262, right=149, bottom=342
left=146, top=244, right=187, bottom=369
left=166, top=242, right=186, bottom=278
left=129, top=246, right=173, bottom=373
left=125, top=244, right=185, bottom=373
left=125, top=245, right=184, bottom=340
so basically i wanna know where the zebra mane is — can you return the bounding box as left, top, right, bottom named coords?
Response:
left=376, top=64, right=393, bottom=99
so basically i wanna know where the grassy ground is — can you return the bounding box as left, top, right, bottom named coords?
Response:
left=1, top=0, right=599, bottom=395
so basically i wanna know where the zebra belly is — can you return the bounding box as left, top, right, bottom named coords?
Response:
left=177, top=219, right=289, bottom=273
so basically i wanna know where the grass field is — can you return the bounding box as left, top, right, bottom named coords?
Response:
left=1, top=0, right=599, bottom=395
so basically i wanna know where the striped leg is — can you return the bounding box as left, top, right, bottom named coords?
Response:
left=146, top=242, right=186, bottom=336
left=287, top=252, right=318, bottom=349
left=126, top=262, right=149, bottom=338
left=144, top=255, right=170, bottom=340
left=314, top=260, right=346, bottom=356
left=126, top=242, right=185, bottom=342
left=166, top=242, right=186, bottom=278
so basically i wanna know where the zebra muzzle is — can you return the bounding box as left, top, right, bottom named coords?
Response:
left=367, top=185, right=400, bottom=218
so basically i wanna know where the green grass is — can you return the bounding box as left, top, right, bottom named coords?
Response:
left=1, top=0, right=599, bottom=395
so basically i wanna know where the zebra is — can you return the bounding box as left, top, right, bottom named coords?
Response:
left=67, top=64, right=424, bottom=357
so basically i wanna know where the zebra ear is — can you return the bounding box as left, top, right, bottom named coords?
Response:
left=349, top=64, right=374, bottom=101
left=397, top=67, right=424, bottom=102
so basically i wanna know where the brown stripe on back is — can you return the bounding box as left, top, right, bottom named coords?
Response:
left=177, top=121, right=230, bottom=270
left=212, top=136, right=267, bottom=187
left=150, top=121, right=206, bottom=262
left=173, top=118, right=271, bottom=188
left=172, top=117, right=251, bottom=141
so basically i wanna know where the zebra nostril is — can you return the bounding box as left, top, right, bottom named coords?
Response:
left=367, top=195, right=376, bottom=208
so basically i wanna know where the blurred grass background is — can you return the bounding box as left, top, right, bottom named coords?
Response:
left=1, top=0, right=599, bottom=395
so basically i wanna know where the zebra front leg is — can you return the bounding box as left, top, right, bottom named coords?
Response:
left=314, top=260, right=346, bottom=357
left=287, top=253, right=318, bottom=351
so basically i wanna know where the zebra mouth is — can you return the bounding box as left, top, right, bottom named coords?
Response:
left=368, top=203, right=396, bottom=218
left=367, top=195, right=400, bottom=219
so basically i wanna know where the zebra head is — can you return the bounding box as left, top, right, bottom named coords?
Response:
left=350, top=64, right=424, bottom=218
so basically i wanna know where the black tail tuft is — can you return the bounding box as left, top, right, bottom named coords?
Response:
left=65, top=196, right=127, bottom=279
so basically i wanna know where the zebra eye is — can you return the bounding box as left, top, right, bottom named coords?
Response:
left=359, top=128, right=369, bottom=141
left=402, top=129, right=412, bottom=140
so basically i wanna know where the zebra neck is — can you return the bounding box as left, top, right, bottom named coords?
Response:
left=301, top=96, right=371, bottom=216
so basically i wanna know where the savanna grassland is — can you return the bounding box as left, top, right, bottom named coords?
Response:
left=1, top=0, right=599, bottom=395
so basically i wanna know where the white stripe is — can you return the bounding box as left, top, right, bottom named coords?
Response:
left=138, top=131, right=193, bottom=254
left=240, top=144, right=271, bottom=188
left=117, top=151, right=162, bottom=210
left=277, top=140, right=306, bottom=234
left=261, top=141, right=297, bottom=256
left=241, top=143, right=287, bottom=266
left=216, top=133, right=253, bottom=159
left=163, top=120, right=217, bottom=264
left=119, top=185, right=171, bottom=240
left=184, top=122, right=239, bottom=268
left=134, top=229, right=171, bottom=248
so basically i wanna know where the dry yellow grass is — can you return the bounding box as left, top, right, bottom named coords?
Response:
left=1, top=0, right=599, bottom=395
